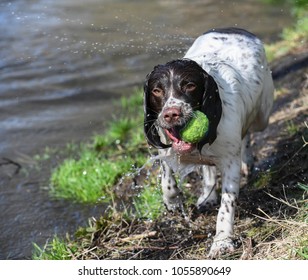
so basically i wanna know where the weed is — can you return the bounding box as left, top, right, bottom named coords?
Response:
left=253, top=171, right=272, bottom=189
left=286, top=120, right=299, bottom=136
left=295, top=242, right=308, bottom=260
left=50, top=149, right=146, bottom=203
left=133, top=184, right=164, bottom=220
left=32, top=236, right=77, bottom=260
left=297, top=182, right=308, bottom=195
left=50, top=90, right=147, bottom=204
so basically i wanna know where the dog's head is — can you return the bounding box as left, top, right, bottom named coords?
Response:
left=144, top=59, right=222, bottom=153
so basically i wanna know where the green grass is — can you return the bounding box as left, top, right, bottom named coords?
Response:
left=32, top=236, right=78, bottom=260
left=50, top=89, right=148, bottom=204
left=295, top=247, right=308, bottom=260
left=264, top=1, right=308, bottom=61
left=133, top=184, right=164, bottom=220
left=50, top=149, right=146, bottom=203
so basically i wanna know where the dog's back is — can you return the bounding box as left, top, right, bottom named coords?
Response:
left=184, top=28, right=274, bottom=138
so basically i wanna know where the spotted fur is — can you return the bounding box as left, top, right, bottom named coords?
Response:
left=143, top=28, right=274, bottom=258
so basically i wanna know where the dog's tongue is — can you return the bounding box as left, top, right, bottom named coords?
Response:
left=164, top=129, right=196, bottom=154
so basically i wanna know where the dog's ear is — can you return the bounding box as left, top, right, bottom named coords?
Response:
left=143, top=75, right=171, bottom=149
left=197, top=73, right=222, bottom=151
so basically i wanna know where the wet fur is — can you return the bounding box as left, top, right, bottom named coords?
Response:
left=143, top=28, right=274, bottom=258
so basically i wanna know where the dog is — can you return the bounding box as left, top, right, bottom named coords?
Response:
left=143, top=27, right=274, bottom=258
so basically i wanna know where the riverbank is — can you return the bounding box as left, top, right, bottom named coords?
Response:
left=32, top=8, right=308, bottom=260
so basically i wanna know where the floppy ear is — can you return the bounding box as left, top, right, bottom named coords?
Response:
left=197, top=73, right=222, bottom=151
left=143, top=75, right=171, bottom=149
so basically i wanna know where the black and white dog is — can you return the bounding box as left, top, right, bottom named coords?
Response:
left=143, top=28, right=274, bottom=257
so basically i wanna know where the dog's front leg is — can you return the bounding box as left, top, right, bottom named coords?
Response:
left=197, top=165, right=218, bottom=211
left=208, top=157, right=241, bottom=258
left=161, top=160, right=185, bottom=215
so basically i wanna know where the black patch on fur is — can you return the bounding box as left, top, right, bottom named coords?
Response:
left=197, top=75, right=222, bottom=151
left=143, top=77, right=171, bottom=149
left=204, top=27, right=257, bottom=39
left=225, top=203, right=230, bottom=213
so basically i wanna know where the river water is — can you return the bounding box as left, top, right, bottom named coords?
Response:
left=0, top=0, right=292, bottom=259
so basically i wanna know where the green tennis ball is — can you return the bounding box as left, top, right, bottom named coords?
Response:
left=180, top=111, right=209, bottom=143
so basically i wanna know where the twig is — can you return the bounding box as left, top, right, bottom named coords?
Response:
left=263, top=190, right=300, bottom=210
left=254, top=208, right=291, bottom=229
left=192, top=234, right=209, bottom=240
left=254, top=208, right=307, bottom=228
left=117, top=231, right=157, bottom=243
left=240, top=237, right=253, bottom=260
left=76, top=246, right=98, bottom=259
left=105, top=244, right=179, bottom=251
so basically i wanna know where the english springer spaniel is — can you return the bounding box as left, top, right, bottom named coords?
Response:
left=143, top=28, right=274, bottom=258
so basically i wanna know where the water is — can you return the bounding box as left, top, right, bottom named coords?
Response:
left=0, top=0, right=292, bottom=259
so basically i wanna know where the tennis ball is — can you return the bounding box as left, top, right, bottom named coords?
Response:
left=180, top=111, right=209, bottom=143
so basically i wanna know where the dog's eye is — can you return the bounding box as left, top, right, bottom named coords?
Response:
left=183, top=82, right=196, bottom=92
left=152, top=88, right=164, bottom=97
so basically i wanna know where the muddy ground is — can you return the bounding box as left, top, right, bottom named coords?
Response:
left=1, top=49, right=307, bottom=260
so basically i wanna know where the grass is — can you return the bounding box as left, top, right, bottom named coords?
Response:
left=32, top=235, right=78, bottom=260
left=264, top=0, right=308, bottom=61
left=133, top=184, right=164, bottom=221
left=33, top=182, right=307, bottom=260
left=49, top=89, right=150, bottom=204
left=50, top=149, right=146, bottom=203
left=251, top=185, right=308, bottom=260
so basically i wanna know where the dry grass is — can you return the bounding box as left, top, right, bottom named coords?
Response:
left=252, top=193, right=308, bottom=259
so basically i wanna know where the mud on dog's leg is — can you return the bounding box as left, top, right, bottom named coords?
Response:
left=208, top=157, right=240, bottom=258
left=161, top=161, right=185, bottom=214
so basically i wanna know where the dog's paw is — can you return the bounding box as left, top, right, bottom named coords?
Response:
left=163, top=195, right=185, bottom=215
left=207, top=238, right=235, bottom=259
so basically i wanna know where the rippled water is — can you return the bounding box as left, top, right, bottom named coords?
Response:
left=0, top=0, right=292, bottom=259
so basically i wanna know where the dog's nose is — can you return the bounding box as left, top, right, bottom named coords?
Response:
left=163, top=107, right=181, bottom=123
